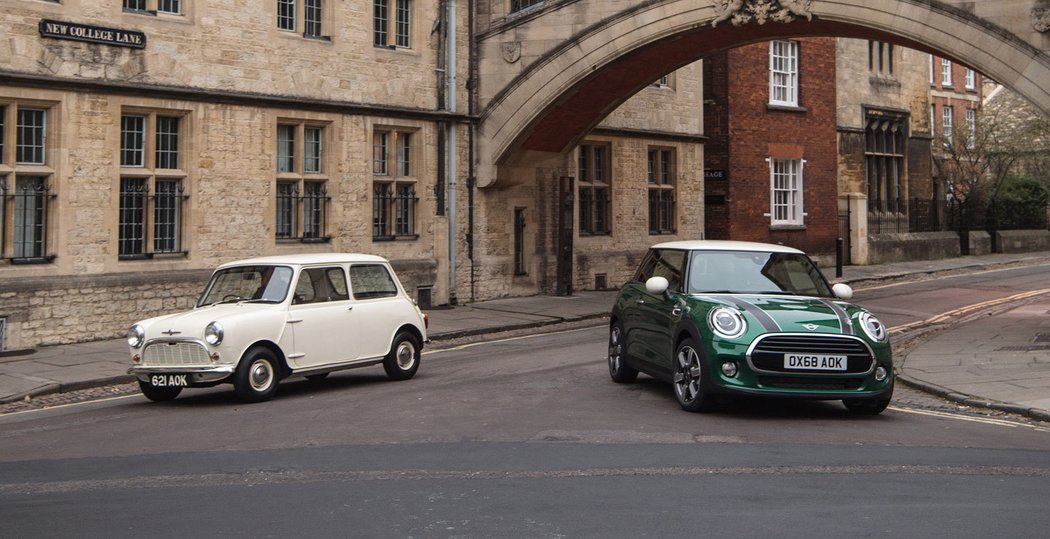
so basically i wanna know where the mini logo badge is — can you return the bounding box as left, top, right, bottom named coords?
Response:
left=803, top=324, right=818, bottom=331
left=162, top=329, right=181, bottom=336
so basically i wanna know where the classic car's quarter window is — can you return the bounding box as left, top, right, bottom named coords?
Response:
left=198, top=265, right=293, bottom=306
left=292, top=267, right=350, bottom=305
left=349, top=264, right=398, bottom=300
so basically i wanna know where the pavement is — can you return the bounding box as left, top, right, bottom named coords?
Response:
left=2, top=251, right=1050, bottom=421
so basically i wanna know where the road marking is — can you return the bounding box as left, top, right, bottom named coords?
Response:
left=857, top=262, right=1050, bottom=292
left=889, top=405, right=1050, bottom=432
left=888, top=288, right=1050, bottom=334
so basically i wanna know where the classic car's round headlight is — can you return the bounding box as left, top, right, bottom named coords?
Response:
left=205, top=321, right=224, bottom=346
left=127, top=325, right=145, bottom=349
left=709, top=307, right=746, bottom=339
left=859, top=312, right=887, bottom=342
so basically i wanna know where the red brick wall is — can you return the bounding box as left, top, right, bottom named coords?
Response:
left=704, top=37, right=839, bottom=258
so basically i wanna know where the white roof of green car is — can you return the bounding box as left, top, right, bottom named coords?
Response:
left=651, top=240, right=805, bottom=254
left=215, top=253, right=390, bottom=269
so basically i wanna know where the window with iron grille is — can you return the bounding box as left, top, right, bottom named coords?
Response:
left=374, top=0, right=411, bottom=48
left=769, top=158, right=804, bottom=226
left=118, top=110, right=188, bottom=259
left=1, top=104, right=55, bottom=263
left=511, top=0, right=543, bottom=13
left=373, top=129, right=417, bottom=240
left=275, top=121, right=329, bottom=242
left=577, top=143, right=610, bottom=235
left=647, top=148, right=675, bottom=235
left=865, top=114, right=906, bottom=214
left=769, top=40, right=799, bottom=107
left=278, top=0, right=297, bottom=31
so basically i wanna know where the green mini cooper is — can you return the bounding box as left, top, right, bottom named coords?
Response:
left=609, top=240, right=893, bottom=415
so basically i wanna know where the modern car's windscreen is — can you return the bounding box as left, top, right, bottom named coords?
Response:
left=197, top=265, right=294, bottom=306
left=686, top=251, right=833, bottom=297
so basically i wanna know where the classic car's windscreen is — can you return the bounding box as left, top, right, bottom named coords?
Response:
left=686, top=251, right=832, bottom=297
left=197, top=265, right=294, bottom=306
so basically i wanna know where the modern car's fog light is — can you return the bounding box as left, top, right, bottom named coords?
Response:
left=721, top=361, right=739, bottom=378
left=875, top=366, right=888, bottom=382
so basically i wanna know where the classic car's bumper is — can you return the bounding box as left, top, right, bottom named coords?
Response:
left=127, top=364, right=235, bottom=384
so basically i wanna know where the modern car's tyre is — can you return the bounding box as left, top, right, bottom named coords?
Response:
left=673, top=338, right=717, bottom=413
left=608, top=321, right=638, bottom=383
left=234, top=347, right=281, bottom=402
left=843, top=382, right=893, bottom=415
left=383, top=331, right=420, bottom=381
left=138, top=380, right=182, bottom=402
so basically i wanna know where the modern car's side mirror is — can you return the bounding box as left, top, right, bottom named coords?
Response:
left=832, top=283, right=853, bottom=300
left=645, top=276, right=669, bottom=295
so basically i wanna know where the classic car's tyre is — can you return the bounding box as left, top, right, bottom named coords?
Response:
left=138, top=380, right=182, bottom=402
left=673, top=338, right=717, bottom=413
left=608, top=321, right=638, bottom=383
left=383, top=331, right=420, bottom=381
left=843, top=382, right=893, bottom=415
left=234, top=347, right=281, bottom=402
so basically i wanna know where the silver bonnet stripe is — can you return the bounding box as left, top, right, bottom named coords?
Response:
left=729, top=298, right=780, bottom=332
left=821, top=299, right=853, bottom=334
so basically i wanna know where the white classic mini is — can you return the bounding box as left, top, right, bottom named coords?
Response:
left=127, top=254, right=429, bottom=403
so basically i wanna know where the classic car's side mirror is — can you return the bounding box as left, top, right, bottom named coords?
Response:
left=645, top=276, right=669, bottom=295
left=832, top=283, right=854, bottom=300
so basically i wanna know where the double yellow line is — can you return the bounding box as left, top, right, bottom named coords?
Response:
left=889, top=288, right=1050, bottom=334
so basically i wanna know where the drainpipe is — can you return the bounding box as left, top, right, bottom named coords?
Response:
left=435, top=0, right=447, bottom=216
left=447, top=0, right=458, bottom=305
left=467, top=0, right=476, bottom=302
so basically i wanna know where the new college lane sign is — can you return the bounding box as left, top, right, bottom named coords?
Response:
left=39, top=19, right=146, bottom=49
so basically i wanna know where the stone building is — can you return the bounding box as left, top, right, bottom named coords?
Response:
left=0, top=1, right=707, bottom=350
left=836, top=39, right=938, bottom=264
left=702, top=37, right=840, bottom=262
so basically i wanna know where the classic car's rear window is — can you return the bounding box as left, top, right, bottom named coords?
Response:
left=686, top=251, right=832, bottom=297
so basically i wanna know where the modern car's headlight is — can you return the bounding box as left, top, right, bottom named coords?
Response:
left=127, top=325, right=145, bottom=349
left=858, top=312, right=887, bottom=342
left=205, top=321, right=224, bottom=346
left=709, top=307, right=746, bottom=339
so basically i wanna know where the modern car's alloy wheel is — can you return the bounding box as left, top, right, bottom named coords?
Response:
left=608, top=321, right=638, bottom=383
left=383, top=331, right=420, bottom=381
left=673, top=338, right=716, bottom=413
left=234, top=347, right=281, bottom=402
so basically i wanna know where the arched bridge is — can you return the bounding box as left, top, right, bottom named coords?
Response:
left=474, top=0, right=1050, bottom=187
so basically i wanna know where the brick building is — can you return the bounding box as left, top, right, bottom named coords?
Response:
left=703, top=37, right=839, bottom=261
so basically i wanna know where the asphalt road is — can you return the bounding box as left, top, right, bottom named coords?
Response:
left=2, top=266, right=1050, bottom=537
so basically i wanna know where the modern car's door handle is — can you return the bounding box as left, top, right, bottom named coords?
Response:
left=636, top=299, right=645, bottom=305
left=671, top=306, right=682, bottom=317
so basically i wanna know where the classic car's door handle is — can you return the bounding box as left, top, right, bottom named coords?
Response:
left=347, top=305, right=354, bottom=311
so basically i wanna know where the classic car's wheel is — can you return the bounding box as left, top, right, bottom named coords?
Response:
left=234, top=347, right=281, bottom=402
left=138, top=380, right=182, bottom=402
left=843, top=382, right=893, bottom=415
left=608, top=321, right=638, bottom=383
left=673, top=338, right=717, bottom=413
left=383, top=331, right=420, bottom=381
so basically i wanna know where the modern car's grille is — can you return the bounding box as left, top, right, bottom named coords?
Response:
left=749, top=334, right=873, bottom=374
left=757, top=376, right=864, bottom=390
left=143, top=341, right=211, bottom=366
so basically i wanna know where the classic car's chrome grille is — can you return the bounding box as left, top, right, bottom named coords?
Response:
left=749, top=334, right=873, bottom=374
left=142, top=341, right=211, bottom=366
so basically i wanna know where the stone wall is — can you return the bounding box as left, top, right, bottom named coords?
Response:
left=997, top=230, right=1050, bottom=253
left=867, top=232, right=960, bottom=265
